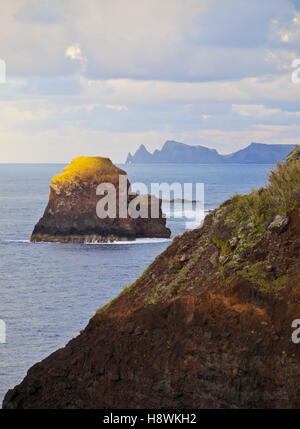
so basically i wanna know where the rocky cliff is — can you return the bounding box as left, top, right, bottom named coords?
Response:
left=30, top=156, right=170, bottom=243
left=4, top=148, right=300, bottom=409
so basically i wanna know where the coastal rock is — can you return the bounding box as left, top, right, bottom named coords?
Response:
left=30, top=156, right=170, bottom=243
left=268, top=215, right=289, bottom=233
left=3, top=147, right=300, bottom=409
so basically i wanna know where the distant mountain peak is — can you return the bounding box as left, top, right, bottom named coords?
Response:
left=126, top=143, right=152, bottom=163
left=162, top=140, right=184, bottom=148
left=125, top=152, right=133, bottom=164
left=138, top=143, right=148, bottom=152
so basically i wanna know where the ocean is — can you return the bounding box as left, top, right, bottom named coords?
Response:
left=0, top=162, right=273, bottom=403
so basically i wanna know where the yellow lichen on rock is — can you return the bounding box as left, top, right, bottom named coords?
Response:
left=51, top=156, right=126, bottom=185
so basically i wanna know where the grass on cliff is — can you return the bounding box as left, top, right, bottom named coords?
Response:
left=97, top=153, right=300, bottom=311
left=226, top=159, right=300, bottom=230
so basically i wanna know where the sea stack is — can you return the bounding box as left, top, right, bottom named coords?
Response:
left=30, top=156, right=170, bottom=243
left=6, top=147, right=300, bottom=409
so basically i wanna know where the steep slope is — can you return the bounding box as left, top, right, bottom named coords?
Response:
left=3, top=149, right=300, bottom=409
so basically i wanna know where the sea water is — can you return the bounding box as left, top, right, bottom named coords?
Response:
left=0, top=162, right=272, bottom=403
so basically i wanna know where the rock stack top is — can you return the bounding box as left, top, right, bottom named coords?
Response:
left=51, top=156, right=126, bottom=185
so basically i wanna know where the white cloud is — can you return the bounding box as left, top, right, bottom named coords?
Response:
left=65, top=43, right=87, bottom=73
left=65, top=43, right=83, bottom=61
left=264, top=49, right=297, bottom=72
left=105, top=104, right=128, bottom=111
left=94, top=74, right=300, bottom=104
left=0, top=0, right=296, bottom=82
left=0, top=0, right=300, bottom=163
left=232, top=104, right=280, bottom=117
left=270, top=11, right=300, bottom=43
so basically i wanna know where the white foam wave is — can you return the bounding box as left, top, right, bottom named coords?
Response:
left=84, top=238, right=171, bottom=245
left=4, top=239, right=30, bottom=243
left=163, top=209, right=210, bottom=218
left=3, top=238, right=171, bottom=246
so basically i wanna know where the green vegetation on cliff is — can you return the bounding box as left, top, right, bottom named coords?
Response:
left=98, top=146, right=300, bottom=310
left=227, top=158, right=300, bottom=231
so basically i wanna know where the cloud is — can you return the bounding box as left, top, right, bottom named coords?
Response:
left=65, top=43, right=83, bottom=61
left=65, top=43, right=87, bottom=74
left=190, top=0, right=293, bottom=48
left=105, top=104, right=128, bottom=111
left=270, top=11, right=300, bottom=44
left=0, top=0, right=300, bottom=163
left=0, top=0, right=297, bottom=82
left=291, top=0, right=300, bottom=10
left=232, top=104, right=281, bottom=117
left=14, top=0, right=63, bottom=25
left=21, top=76, right=84, bottom=96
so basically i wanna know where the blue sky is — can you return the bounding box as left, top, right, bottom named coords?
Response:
left=0, top=0, right=300, bottom=163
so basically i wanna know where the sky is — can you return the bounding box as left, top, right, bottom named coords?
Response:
left=0, top=0, right=300, bottom=163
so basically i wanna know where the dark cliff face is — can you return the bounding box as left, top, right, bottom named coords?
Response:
left=31, top=156, right=170, bottom=243
left=3, top=150, right=300, bottom=409
left=126, top=141, right=296, bottom=164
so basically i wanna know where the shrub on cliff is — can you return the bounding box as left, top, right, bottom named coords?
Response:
left=227, top=151, right=300, bottom=232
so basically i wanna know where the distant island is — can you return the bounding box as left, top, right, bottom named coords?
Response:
left=126, top=141, right=296, bottom=164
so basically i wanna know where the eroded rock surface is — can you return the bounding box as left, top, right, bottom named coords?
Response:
left=30, top=156, right=170, bottom=243
left=268, top=215, right=289, bottom=233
